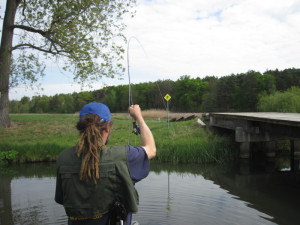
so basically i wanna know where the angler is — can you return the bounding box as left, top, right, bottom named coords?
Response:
left=55, top=101, right=156, bottom=225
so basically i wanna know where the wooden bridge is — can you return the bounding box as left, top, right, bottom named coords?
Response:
left=209, top=112, right=300, bottom=160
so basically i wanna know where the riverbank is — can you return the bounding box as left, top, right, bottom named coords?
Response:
left=0, top=113, right=237, bottom=165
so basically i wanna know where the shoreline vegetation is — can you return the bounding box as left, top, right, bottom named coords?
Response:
left=9, top=69, right=300, bottom=115
left=0, top=111, right=237, bottom=166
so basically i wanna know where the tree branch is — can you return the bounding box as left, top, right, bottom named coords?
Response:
left=12, top=43, right=58, bottom=54
left=13, top=24, right=48, bottom=37
left=12, top=43, right=80, bottom=61
left=12, top=25, right=69, bottom=56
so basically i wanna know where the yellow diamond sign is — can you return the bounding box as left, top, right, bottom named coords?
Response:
left=164, top=94, right=171, bottom=101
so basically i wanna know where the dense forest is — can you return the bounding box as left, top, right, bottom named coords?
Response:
left=9, top=68, right=300, bottom=113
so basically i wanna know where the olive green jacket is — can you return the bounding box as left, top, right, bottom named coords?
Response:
left=55, top=146, right=139, bottom=218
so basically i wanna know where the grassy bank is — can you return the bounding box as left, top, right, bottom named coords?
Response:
left=0, top=113, right=237, bottom=165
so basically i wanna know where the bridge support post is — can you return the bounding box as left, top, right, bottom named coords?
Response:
left=292, top=140, right=300, bottom=156
left=264, top=141, right=276, bottom=158
left=291, top=140, right=300, bottom=171
left=236, top=127, right=251, bottom=158
left=239, top=142, right=250, bottom=159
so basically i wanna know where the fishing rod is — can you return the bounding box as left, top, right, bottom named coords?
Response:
left=127, top=36, right=142, bottom=136
left=127, top=37, right=172, bottom=137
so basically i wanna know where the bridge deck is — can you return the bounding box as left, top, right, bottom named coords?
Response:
left=209, top=112, right=300, bottom=159
left=210, top=112, right=300, bottom=127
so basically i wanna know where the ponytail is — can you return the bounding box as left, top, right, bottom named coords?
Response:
left=76, top=114, right=109, bottom=184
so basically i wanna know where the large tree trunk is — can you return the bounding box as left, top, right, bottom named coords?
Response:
left=0, top=0, right=19, bottom=129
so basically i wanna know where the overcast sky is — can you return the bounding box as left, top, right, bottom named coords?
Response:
left=1, top=0, right=300, bottom=100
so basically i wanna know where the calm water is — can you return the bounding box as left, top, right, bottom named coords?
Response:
left=0, top=159, right=299, bottom=225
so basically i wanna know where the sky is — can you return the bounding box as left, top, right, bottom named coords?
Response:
left=1, top=0, right=300, bottom=100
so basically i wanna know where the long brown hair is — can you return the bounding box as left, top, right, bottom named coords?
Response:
left=76, top=114, right=110, bottom=184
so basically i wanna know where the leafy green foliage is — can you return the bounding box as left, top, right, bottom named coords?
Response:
left=10, top=52, right=46, bottom=88
left=267, top=68, right=300, bottom=91
left=1, top=0, right=137, bottom=129
left=200, top=69, right=288, bottom=112
left=258, top=86, right=300, bottom=112
left=173, top=75, right=208, bottom=112
left=8, top=68, right=300, bottom=113
left=0, top=150, right=19, bottom=165
left=10, top=0, right=136, bottom=86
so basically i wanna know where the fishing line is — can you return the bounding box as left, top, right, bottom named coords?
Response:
left=127, top=36, right=147, bottom=144
left=126, top=36, right=175, bottom=143
left=127, top=36, right=148, bottom=107
left=156, top=82, right=167, bottom=110
left=156, top=82, right=177, bottom=134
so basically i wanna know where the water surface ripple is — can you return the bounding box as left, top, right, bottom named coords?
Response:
left=0, top=162, right=299, bottom=225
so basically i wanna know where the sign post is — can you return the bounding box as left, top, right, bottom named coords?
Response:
left=164, top=94, right=172, bottom=128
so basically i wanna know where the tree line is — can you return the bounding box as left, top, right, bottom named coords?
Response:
left=9, top=68, right=300, bottom=114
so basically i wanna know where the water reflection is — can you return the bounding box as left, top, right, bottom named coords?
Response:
left=11, top=177, right=65, bottom=225
left=135, top=164, right=275, bottom=225
left=0, top=175, right=13, bottom=225
left=142, top=162, right=300, bottom=225
left=0, top=161, right=299, bottom=225
left=0, top=164, right=66, bottom=225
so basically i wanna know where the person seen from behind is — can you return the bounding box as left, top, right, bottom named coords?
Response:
left=55, top=102, right=156, bottom=225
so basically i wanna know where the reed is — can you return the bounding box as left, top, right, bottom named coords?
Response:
left=0, top=113, right=236, bottom=165
left=152, top=120, right=237, bottom=163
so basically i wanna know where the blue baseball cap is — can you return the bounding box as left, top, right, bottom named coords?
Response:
left=79, top=102, right=111, bottom=122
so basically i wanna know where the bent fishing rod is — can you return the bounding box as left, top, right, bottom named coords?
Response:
left=127, top=36, right=141, bottom=136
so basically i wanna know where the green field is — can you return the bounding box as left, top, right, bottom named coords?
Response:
left=0, top=114, right=237, bottom=165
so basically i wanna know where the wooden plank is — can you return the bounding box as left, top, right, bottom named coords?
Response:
left=210, top=113, right=300, bottom=127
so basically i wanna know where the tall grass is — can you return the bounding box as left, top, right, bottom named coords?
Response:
left=152, top=120, right=237, bottom=163
left=0, top=114, right=78, bottom=164
left=0, top=113, right=237, bottom=164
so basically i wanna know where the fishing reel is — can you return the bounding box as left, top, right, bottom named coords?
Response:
left=132, top=121, right=140, bottom=135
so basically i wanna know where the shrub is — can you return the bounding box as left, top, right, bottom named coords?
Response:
left=0, top=150, right=19, bottom=165
left=258, top=86, right=300, bottom=112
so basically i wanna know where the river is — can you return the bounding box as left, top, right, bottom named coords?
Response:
left=0, top=158, right=299, bottom=225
